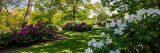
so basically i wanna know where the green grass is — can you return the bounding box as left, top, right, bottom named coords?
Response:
left=7, top=27, right=102, bottom=53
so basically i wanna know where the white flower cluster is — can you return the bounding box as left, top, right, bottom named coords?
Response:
left=103, top=33, right=112, bottom=45
left=85, top=48, right=93, bottom=53
left=106, top=8, right=160, bottom=35
left=105, top=19, right=127, bottom=35
left=85, top=33, right=113, bottom=53
left=109, top=49, right=121, bottom=53
left=85, top=48, right=120, bottom=53
left=87, top=39, right=104, bottom=49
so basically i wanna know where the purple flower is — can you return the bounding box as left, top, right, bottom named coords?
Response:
left=18, top=27, right=27, bottom=35
left=12, top=37, right=18, bottom=41
left=12, top=32, right=18, bottom=41
left=33, top=30, right=40, bottom=35
left=27, top=24, right=34, bottom=29
left=29, top=29, right=34, bottom=34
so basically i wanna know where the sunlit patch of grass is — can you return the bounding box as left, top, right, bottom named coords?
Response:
left=31, top=42, right=52, bottom=48
left=61, top=49, right=72, bottom=53
left=20, top=51, right=33, bottom=53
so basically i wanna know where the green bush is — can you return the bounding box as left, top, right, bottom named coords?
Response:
left=0, top=32, right=12, bottom=48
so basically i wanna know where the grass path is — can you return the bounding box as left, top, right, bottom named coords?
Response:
left=7, top=28, right=102, bottom=53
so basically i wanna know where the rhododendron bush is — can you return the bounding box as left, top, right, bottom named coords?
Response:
left=85, top=8, right=160, bottom=53
left=63, top=21, right=92, bottom=32
left=12, top=22, right=58, bottom=44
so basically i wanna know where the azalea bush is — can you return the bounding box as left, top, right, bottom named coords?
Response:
left=12, top=21, right=58, bottom=44
left=85, top=8, right=160, bottom=53
left=63, top=21, right=92, bottom=32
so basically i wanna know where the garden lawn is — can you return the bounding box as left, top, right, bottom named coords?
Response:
left=6, top=27, right=102, bottom=53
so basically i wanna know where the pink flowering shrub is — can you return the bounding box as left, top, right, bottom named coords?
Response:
left=12, top=21, right=58, bottom=44
left=63, top=21, right=92, bottom=32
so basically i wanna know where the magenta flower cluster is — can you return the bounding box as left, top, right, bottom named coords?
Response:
left=12, top=21, right=57, bottom=44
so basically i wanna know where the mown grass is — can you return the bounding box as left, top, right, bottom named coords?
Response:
left=6, top=27, right=102, bottom=53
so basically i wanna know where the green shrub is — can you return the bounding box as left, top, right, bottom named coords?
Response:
left=123, top=15, right=160, bottom=52
left=0, top=32, right=12, bottom=48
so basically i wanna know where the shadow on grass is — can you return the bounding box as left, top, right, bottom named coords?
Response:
left=8, top=28, right=102, bottom=53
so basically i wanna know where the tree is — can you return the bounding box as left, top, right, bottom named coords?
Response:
left=101, top=0, right=160, bottom=14
left=0, top=0, right=3, bottom=13
left=22, top=0, right=33, bottom=27
left=0, top=0, right=4, bottom=13
left=72, top=0, right=79, bottom=21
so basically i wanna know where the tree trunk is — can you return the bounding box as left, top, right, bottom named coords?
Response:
left=0, top=0, right=3, bottom=13
left=72, top=5, right=76, bottom=21
left=72, top=0, right=79, bottom=21
left=22, top=0, right=33, bottom=27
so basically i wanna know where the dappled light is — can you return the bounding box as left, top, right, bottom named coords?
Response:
left=0, top=0, right=160, bottom=53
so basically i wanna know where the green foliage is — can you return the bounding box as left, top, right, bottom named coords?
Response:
left=123, top=15, right=160, bottom=52
left=0, top=8, right=25, bottom=32
left=34, top=0, right=91, bottom=24
left=0, top=32, right=12, bottom=48
left=101, top=15, right=160, bottom=53
left=100, top=0, right=160, bottom=19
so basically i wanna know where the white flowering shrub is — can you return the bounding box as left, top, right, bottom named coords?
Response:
left=85, top=33, right=120, bottom=53
left=85, top=8, right=160, bottom=53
